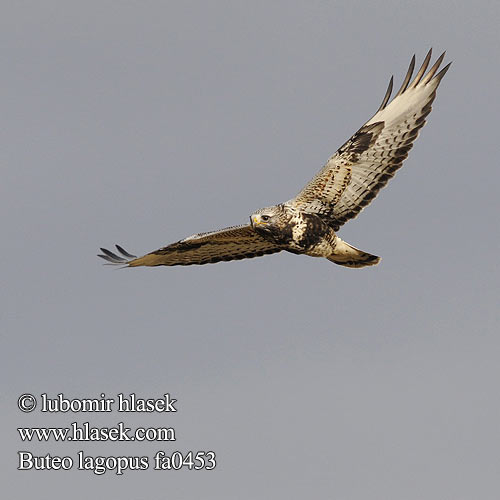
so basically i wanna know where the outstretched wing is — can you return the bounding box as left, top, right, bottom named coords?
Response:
left=98, top=225, right=281, bottom=267
left=291, top=50, right=451, bottom=231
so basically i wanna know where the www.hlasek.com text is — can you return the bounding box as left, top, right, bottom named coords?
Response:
left=18, top=421, right=176, bottom=442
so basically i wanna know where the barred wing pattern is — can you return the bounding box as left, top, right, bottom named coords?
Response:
left=291, top=50, right=450, bottom=231
left=99, top=225, right=281, bottom=267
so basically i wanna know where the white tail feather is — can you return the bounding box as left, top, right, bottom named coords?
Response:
left=328, top=238, right=380, bottom=268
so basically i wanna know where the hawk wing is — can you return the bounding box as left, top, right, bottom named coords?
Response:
left=98, top=225, right=281, bottom=267
left=290, top=50, right=451, bottom=231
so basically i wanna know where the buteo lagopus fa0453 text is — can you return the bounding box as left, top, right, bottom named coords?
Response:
left=99, top=50, right=450, bottom=269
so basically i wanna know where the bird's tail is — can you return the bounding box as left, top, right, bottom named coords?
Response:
left=328, top=237, right=380, bottom=268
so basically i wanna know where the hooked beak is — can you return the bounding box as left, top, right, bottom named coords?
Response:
left=251, top=215, right=262, bottom=227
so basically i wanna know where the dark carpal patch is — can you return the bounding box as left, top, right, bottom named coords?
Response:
left=338, top=121, right=384, bottom=161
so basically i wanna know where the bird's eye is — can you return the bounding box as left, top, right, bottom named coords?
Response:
left=261, top=215, right=270, bottom=222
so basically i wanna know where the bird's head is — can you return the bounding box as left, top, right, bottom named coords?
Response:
left=250, top=205, right=284, bottom=236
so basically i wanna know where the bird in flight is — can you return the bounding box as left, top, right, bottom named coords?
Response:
left=99, top=50, right=450, bottom=269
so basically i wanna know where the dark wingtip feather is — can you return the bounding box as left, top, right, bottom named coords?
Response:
left=421, top=51, right=446, bottom=84
left=98, top=253, right=122, bottom=264
left=115, top=244, right=137, bottom=259
left=394, top=54, right=416, bottom=98
left=410, top=48, right=433, bottom=87
left=100, top=247, right=121, bottom=259
left=98, top=246, right=129, bottom=264
left=433, top=61, right=452, bottom=83
left=377, top=75, right=393, bottom=111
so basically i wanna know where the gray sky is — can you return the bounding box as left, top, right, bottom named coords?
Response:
left=2, top=1, right=499, bottom=499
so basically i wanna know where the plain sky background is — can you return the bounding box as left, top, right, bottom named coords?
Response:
left=2, top=1, right=499, bottom=499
